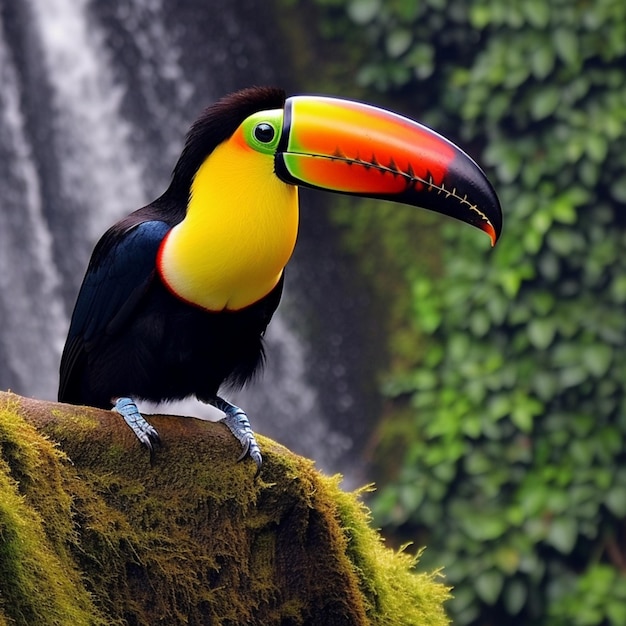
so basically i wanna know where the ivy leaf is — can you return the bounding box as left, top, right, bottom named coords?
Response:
left=475, top=569, right=504, bottom=605
left=546, top=517, right=578, bottom=554
left=386, top=29, right=413, bottom=58
left=551, top=194, right=578, bottom=224
left=547, top=229, right=575, bottom=256
left=531, top=44, right=555, bottom=79
left=347, top=0, right=381, bottom=24
left=469, top=4, right=491, bottom=29
left=586, top=134, right=608, bottom=162
left=528, top=318, right=556, bottom=349
left=559, top=366, right=587, bottom=389
left=503, top=578, right=527, bottom=615
left=611, top=275, right=626, bottom=303
left=605, top=488, right=626, bottom=517
left=511, top=401, right=538, bottom=433
left=531, top=291, right=555, bottom=316
left=530, top=86, right=560, bottom=119
left=608, top=602, right=626, bottom=626
left=583, top=344, right=612, bottom=377
left=522, top=0, right=550, bottom=28
left=408, top=43, right=435, bottom=79
left=553, top=28, right=579, bottom=66
left=610, top=177, right=626, bottom=203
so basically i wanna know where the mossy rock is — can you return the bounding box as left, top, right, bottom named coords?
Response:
left=0, top=391, right=449, bottom=625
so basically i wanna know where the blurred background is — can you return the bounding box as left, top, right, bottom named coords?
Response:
left=1, top=0, right=625, bottom=624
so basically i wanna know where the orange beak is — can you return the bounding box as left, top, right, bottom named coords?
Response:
left=275, top=96, right=502, bottom=245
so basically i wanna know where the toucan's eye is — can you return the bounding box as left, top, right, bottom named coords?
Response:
left=254, top=123, right=275, bottom=143
left=242, top=109, right=283, bottom=154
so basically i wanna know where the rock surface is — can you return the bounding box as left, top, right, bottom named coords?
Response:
left=0, top=391, right=449, bottom=625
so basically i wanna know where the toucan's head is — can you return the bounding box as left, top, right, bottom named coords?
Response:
left=173, top=86, right=502, bottom=246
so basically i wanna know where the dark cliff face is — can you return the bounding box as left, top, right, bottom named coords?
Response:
left=0, top=0, right=379, bottom=481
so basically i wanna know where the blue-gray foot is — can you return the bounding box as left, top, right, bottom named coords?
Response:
left=113, top=397, right=160, bottom=451
left=211, top=396, right=262, bottom=475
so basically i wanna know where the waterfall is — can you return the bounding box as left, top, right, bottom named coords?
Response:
left=0, top=0, right=377, bottom=483
left=0, top=15, right=66, bottom=400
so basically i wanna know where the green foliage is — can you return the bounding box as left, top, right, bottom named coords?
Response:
left=307, top=0, right=626, bottom=623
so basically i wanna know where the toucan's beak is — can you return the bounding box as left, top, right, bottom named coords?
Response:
left=275, top=96, right=502, bottom=245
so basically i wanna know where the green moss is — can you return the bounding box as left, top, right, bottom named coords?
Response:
left=0, top=398, right=106, bottom=626
left=330, top=482, right=451, bottom=625
left=0, top=392, right=449, bottom=625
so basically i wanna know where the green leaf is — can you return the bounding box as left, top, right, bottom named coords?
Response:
left=461, top=511, right=507, bottom=541
left=488, top=394, right=511, bottom=421
left=528, top=318, right=556, bottom=349
left=546, top=517, right=578, bottom=554
left=532, top=372, right=558, bottom=401
left=605, top=489, right=626, bottom=517
left=531, top=209, right=552, bottom=235
left=531, top=44, right=555, bottom=79
left=398, top=483, right=425, bottom=513
left=465, top=451, right=492, bottom=475
left=530, top=86, right=560, bottom=120
left=546, top=229, right=575, bottom=256
left=559, top=366, right=587, bottom=389
left=551, top=195, right=578, bottom=224
left=553, top=28, right=579, bottom=66
left=408, top=43, right=434, bottom=79
left=503, top=578, right=527, bottom=615
left=447, top=584, right=475, bottom=615
left=522, top=0, right=550, bottom=28
left=499, top=269, right=524, bottom=297
left=475, top=569, right=504, bottom=605
left=530, top=291, right=555, bottom=316
left=347, top=0, right=381, bottom=24
left=583, top=344, right=612, bottom=377
left=610, top=177, right=626, bottom=203
left=394, top=1, right=420, bottom=21
left=469, top=4, right=491, bottom=29
left=611, top=275, right=626, bottom=303
left=553, top=342, right=582, bottom=366
left=608, top=602, right=626, bottom=626
left=386, top=29, right=413, bottom=58
left=586, top=133, right=608, bottom=162
left=413, top=369, right=438, bottom=390
left=470, top=310, right=490, bottom=337
left=511, top=403, right=536, bottom=433
left=495, top=547, right=521, bottom=574
left=523, top=228, right=543, bottom=255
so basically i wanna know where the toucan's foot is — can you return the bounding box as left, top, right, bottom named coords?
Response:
left=212, top=397, right=262, bottom=476
left=113, top=397, right=160, bottom=451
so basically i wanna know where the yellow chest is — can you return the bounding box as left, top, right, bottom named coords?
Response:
left=158, top=141, right=299, bottom=311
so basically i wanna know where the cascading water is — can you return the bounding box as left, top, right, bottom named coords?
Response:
left=0, top=13, right=67, bottom=401
left=0, top=0, right=379, bottom=484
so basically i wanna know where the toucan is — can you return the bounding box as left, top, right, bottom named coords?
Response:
left=58, top=86, right=502, bottom=474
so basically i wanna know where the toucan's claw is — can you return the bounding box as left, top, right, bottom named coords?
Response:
left=113, top=397, right=160, bottom=451
left=236, top=437, right=251, bottom=462
left=242, top=444, right=263, bottom=480
left=212, top=396, right=263, bottom=476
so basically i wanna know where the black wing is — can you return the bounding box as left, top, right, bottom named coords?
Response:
left=58, top=220, right=171, bottom=403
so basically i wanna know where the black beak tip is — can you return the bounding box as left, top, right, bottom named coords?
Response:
left=448, top=152, right=503, bottom=245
